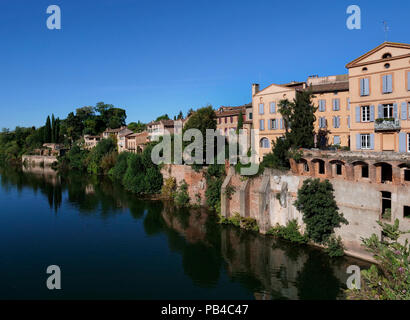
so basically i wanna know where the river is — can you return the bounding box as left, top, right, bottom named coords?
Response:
left=0, top=166, right=370, bottom=299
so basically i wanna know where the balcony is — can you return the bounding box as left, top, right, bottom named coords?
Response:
left=374, top=118, right=401, bottom=132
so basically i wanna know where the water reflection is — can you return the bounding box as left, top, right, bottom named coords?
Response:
left=0, top=167, right=370, bottom=299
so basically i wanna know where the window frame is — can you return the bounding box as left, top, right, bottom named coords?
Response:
left=361, top=105, right=370, bottom=122
left=361, top=134, right=371, bottom=150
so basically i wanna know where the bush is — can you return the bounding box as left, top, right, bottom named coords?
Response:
left=173, top=180, right=190, bottom=207
left=109, top=152, right=130, bottom=180
left=346, top=219, right=410, bottom=300
left=100, top=151, right=117, bottom=175
left=325, top=235, right=345, bottom=258
left=241, top=217, right=259, bottom=232
left=267, top=220, right=308, bottom=244
left=205, top=164, right=225, bottom=211
left=161, top=177, right=177, bottom=199
left=218, top=212, right=259, bottom=232
left=294, top=178, right=348, bottom=244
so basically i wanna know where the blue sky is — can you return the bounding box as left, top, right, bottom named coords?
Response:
left=0, top=0, right=409, bottom=129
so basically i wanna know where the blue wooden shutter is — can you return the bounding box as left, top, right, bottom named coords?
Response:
left=270, top=102, right=275, bottom=113
left=393, top=103, right=398, bottom=119
left=378, top=104, right=383, bottom=119
left=356, top=134, right=361, bottom=150
left=334, top=136, right=340, bottom=145
left=337, top=116, right=341, bottom=128
left=360, top=79, right=364, bottom=96
left=382, top=75, right=387, bottom=93
left=332, top=116, right=335, bottom=128
left=268, top=119, right=271, bottom=130
left=408, top=72, right=410, bottom=91
left=399, top=132, right=407, bottom=152
left=401, top=102, right=408, bottom=120
left=333, top=99, right=336, bottom=111
left=280, top=118, right=283, bottom=129
left=364, top=78, right=369, bottom=95
left=347, top=98, right=350, bottom=110
left=387, top=74, right=393, bottom=93
left=370, top=134, right=374, bottom=150
left=259, top=103, right=264, bottom=114
left=347, top=116, right=350, bottom=128
left=260, top=119, right=264, bottom=130
left=355, top=106, right=360, bottom=122
left=370, top=105, right=375, bottom=122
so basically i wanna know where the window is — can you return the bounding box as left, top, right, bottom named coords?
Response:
left=332, top=99, right=340, bottom=111
left=404, top=206, right=410, bottom=219
left=259, top=119, right=265, bottom=131
left=361, top=134, right=371, bottom=149
left=361, top=106, right=370, bottom=122
left=384, top=63, right=390, bottom=69
left=304, top=162, right=309, bottom=172
left=270, top=102, right=276, bottom=113
left=260, top=138, right=269, bottom=148
left=334, top=136, right=341, bottom=145
left=382, top=104, right=393, bottom=118
left=319, top=100, right=326, bottom=112
left=230, top=116, right=233, bottom=123
left=382, top=74, right=393, bottom=94
left=224, top=117, right=227, bottom=123
left=318, top=160, right=325, bottom=174
left=347, top=98, right=350, bottom=110
left=381, top=191, right=392, bottom=221
left=362, top=67, right=368, bottom=71
left=404, top=169, right=410, bottom=182
left=218, top=118, right=221, bottom=124
left=319, top=117, right=326, bottom=128
left=270, top=119, right=277, bottom=129
left=407, top=72, right=410, bottom=91
left=333, top=116, right=340, bottom=128
left=408, top=133, right=410, bottom=152
left=259, top=103, right=264, bottom=114
left=249, top=112, right=253, bottom=120
left=382, top=53, right=392, bottom=59
left=360, top=78, right=370, bottom=96
left=362, top=165, right=369, bottom=178
left=336, top=164, right=342, bottom=175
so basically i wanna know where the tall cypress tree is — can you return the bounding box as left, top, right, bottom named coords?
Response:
left=44, top=116, right=52, bottom=143
left=51, top=114, right=56, bottom=143
left=288, top=90, right=317, bottom=149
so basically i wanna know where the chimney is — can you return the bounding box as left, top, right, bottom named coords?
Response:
left=252, top=83, right=260, bottom=96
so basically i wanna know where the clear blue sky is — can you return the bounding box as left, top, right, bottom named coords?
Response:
left=0, top=0, right=409, bottom=129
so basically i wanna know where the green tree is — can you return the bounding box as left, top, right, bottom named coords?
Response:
left=177, top=111, right=184, bottom=120
left=44, top=116, right=52, bottom=143
left=155, top=114, right=170, bottom=122
left=278, top=99, right=292, bottom=134
left=237, top=111, right=244, bottom=134
left=128, top=121, right=146, bottom=133
left=288, top=90, right=317, bottom=149
left=294, top=178, right=348, bottom=244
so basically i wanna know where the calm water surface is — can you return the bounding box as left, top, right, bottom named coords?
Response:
left=0, top=166, right=370, bottom=299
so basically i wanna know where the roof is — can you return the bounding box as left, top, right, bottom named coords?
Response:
left=306, top=81, right=349, bottom=93
left=216, top=103, right=251, bottom=117
left=104, top=126, right=128, bottom=133
left=147, top=119, right=176, bottom=127
left=345, top=42, right=410, bottom=68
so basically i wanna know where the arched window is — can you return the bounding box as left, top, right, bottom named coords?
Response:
left=260, top=138, right=270, bottom=148
left=382, top=53, right=392, bottom=59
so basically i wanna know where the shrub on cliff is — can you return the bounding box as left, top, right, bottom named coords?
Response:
left=346, top=219, right=410, bottom=300
left=173, top=180, right=190, bottom=207
left=161, top=177, right=177, bottom=199
left=294, top=178, right=348, bottom=244
left=268, top=220, right=308, bottom=244
left=205, top=163, right=225, bottom=211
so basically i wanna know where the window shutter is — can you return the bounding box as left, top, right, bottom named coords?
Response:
left=393, top=103, right=398, bottom=119
left=401, top=102, right=408, bottom=120
left=270, top=102, right=276, bottom=113
left=280, top=118, right=283, bottom=129
left=337, top=116, right=341, bottom=128
left=387, top=74, right=393, bottom=93
left=364, top=78, right=369, bottom=95
left=378, top=104, right=383, bottom=119
left=382, top=75, right=387, bottom=93
left=268, top=119, right=271, bottom=130
left=347, top=116, right=350, bottom=128
left=370, top=134, right=374, bottom=150
left=356, top=134, right=361, bottom=150
left=259, top=103, right=264, bottom=114
left=370, top=105, right=375, bottom=122
left=408, top=72, right=410, bottom=91
left=355, top=106, right=360, bottom=122
left=332, top=116, right=335, bottom=128
left=333, top=99, right=336, bottom=111
left=347, top=98, right=350, bottom=110
left=260, top=119, right=264, bottom=130
left=360, top=79, right=364, bottom=96
left=399, top=132, right=407, bottom=152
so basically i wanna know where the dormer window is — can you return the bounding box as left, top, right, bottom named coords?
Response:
left=362, top=67, right=368, bottom=71
left=382, top=53, right=392, bottom=59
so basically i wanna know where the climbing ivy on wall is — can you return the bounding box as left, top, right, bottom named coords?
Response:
left=294, top=178, right=348, bottom=244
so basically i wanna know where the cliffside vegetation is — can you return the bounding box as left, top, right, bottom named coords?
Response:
left=346, top=219, right=410, bottom=300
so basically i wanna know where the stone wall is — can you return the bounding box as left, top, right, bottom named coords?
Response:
left=220, top=150, right=410, bottom=261
left=161, top=164, right=207, bottom=206
left=22, top=155, right=58, bottom=167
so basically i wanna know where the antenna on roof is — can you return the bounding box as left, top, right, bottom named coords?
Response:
left=382, top=21, right=389, bottom=42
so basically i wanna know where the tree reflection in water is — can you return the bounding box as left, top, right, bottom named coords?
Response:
left=0, top=167, right=370, bottom=299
